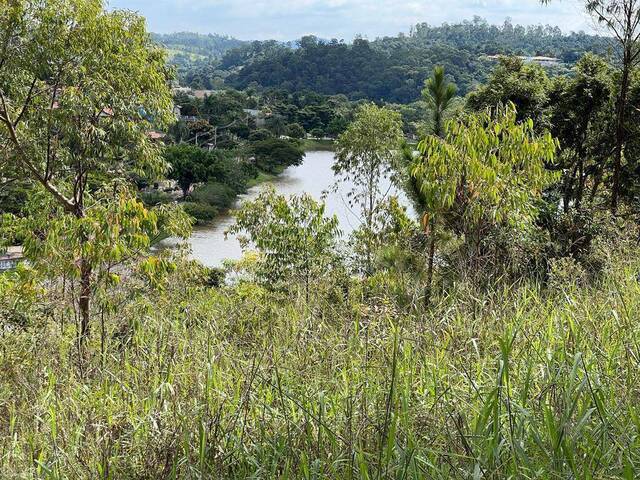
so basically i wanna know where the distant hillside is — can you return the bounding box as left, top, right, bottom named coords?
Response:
left=152, top=32, right=247, bottom=59
left=164, top=19, right=614, bottom=103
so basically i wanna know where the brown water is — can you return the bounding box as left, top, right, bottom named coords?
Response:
left=161, top=150, right=407, bottom=267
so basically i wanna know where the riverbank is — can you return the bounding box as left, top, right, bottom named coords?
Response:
left=302, top=138, right=335, bottom=151
left=165, top=150, right=410, bottom=267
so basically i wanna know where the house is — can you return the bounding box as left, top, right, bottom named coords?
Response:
left=0, top=247, right=24, bottom=272
left=526, top=56, right=560, bottom=66
left=483, top=54, right=561, bottom=67
left=192, top=89, right=220, bottom=100
left=146, top=131, right=166, bottom=141
left=174, top=105, right=199, bottom=123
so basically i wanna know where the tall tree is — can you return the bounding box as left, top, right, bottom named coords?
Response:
left=0, top=0, right=180, bottom=342
left=334, top=104, right=404, bottom=274
left=415, top=66, right=457, bottom=304
left=423, top=66, right=457, bottom=137
left=544, top=0, right=640, bottom=212
left=548, top=54, right=614, bottom=210
left=467, top=56, right=551, bottom=127
left=165, top=144, right=210, bottom=198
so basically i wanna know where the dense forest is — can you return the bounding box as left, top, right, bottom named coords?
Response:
left=3, top=0, right=640, bottom=478
left=167, top=18, right=614, bottom=101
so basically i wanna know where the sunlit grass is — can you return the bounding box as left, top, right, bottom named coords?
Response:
left=1, top=261, right=640, bottom=478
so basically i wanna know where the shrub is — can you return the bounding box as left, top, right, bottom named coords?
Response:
left=181, top=202, right=218, bottom=225
left=248, top=128, right=273, bottom=142
left=140, top=190, right=174, bottom=207
left=190, top=182, right=237, bottom=210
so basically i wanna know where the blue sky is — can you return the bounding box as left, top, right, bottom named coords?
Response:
left=108, top=0, right=596, bottom=40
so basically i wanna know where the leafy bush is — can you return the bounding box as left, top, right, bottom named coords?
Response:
left=248, top=128, right=273, bottom=142
left=251, top=138, right=304, bottom=173
left=140, top=190, right=174, bottom=207
left=190, top=182, right=237, bottom=210
left=181, top=202, right=219, bottom=224
left=285, top=123, right=306, bottom=139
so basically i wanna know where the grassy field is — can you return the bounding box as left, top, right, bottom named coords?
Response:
left=2, top=249, right=640, bottom=478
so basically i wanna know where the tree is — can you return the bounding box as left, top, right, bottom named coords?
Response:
left=334, top=104, right=404, bottom=273
left=251, top=138, right=304, bottom=173
left=286, top=123, right=306, bottom=139
left=544, top=0, right=640, bottom=212
left=409, top=67, right=458, bottom=302
left=467, top=56, right=551, bottom=126
left=548, top=54, right=614, bottom=210
left=423, top=66, right=457, bottom=136
left=409, top=103, right=558, bottom=294
left=0, top=0, right=182, bottom=343
left=227, top=187, right=341, bottom=300
left=164, top=144, right=210, bottom=198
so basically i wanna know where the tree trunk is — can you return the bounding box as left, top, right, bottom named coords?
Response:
left=576, top=155, right=585, bottom=210
left=79, top=258, right=92, bottom=344
left=365, top=168, right=376, bottom=275
left=611, top=53, right=631, bottom=215
left=424, top=234, right=436, bottom=309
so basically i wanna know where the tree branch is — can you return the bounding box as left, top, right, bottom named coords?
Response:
left=0, top=89, right=76, bottom=213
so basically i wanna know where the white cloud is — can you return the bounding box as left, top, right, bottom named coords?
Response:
left=108, top=0, right=596, bottom=39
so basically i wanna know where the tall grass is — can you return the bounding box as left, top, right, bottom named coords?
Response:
left=1, top=259, right=640, bottom=478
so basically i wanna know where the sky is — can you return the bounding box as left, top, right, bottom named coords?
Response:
left=108, top=0, right=598, bottom=41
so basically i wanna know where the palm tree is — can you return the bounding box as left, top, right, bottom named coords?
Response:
left=422, top=66, right=457, bottom=137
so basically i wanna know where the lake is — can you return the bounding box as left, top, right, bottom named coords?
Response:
left=165, top=150, right=406, bottom=267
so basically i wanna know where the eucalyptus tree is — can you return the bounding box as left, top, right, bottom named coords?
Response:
left=0, top=0, right=187, bottom=344
left=334, top=104, right=404, bottom=274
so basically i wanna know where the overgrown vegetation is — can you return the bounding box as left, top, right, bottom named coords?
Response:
left=2, top=0, right=640, bottom=478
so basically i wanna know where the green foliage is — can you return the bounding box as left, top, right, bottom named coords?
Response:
left=190, top=182, right=237, bottom=210
left=0, top=0, right=183, bottom=338
left=422, top=66, right=457, bottom=136
left=548, top=53, right=614, bottom=210
left=335, top=104, right=404, bottom=272
left=181, top=202, right=219, bottom=225
left=164, top=144, right=211, bottom=198
left=139, top=189, right=174, bottom=207
left=223, top=20, right=611, bottom=102
left=0, top=180, right=31, bottom=215
left=0, top=0, right=174, bottom=198
left=16, top=184, right=190, bottom=303
left=248, top=128, right=274, bottom=141
left=413, top=103, right=558, bottom=231
left=467, top=56, right=552, bottom=125
left=285, top=122, right=306, bottom=139
left=251, top=138, right=304, bottom=173
left=227, top=187, right=341, bottom=292
left=153, top=32, right=246, bottom=58
left=2, top=242, right=640, bottom=478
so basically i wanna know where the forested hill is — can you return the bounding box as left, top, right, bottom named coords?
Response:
left=224, top=20, right=612, bottom=102
left=151, top=32, right=247, bottom=59
left=168, top=19, right=612, bottom=103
